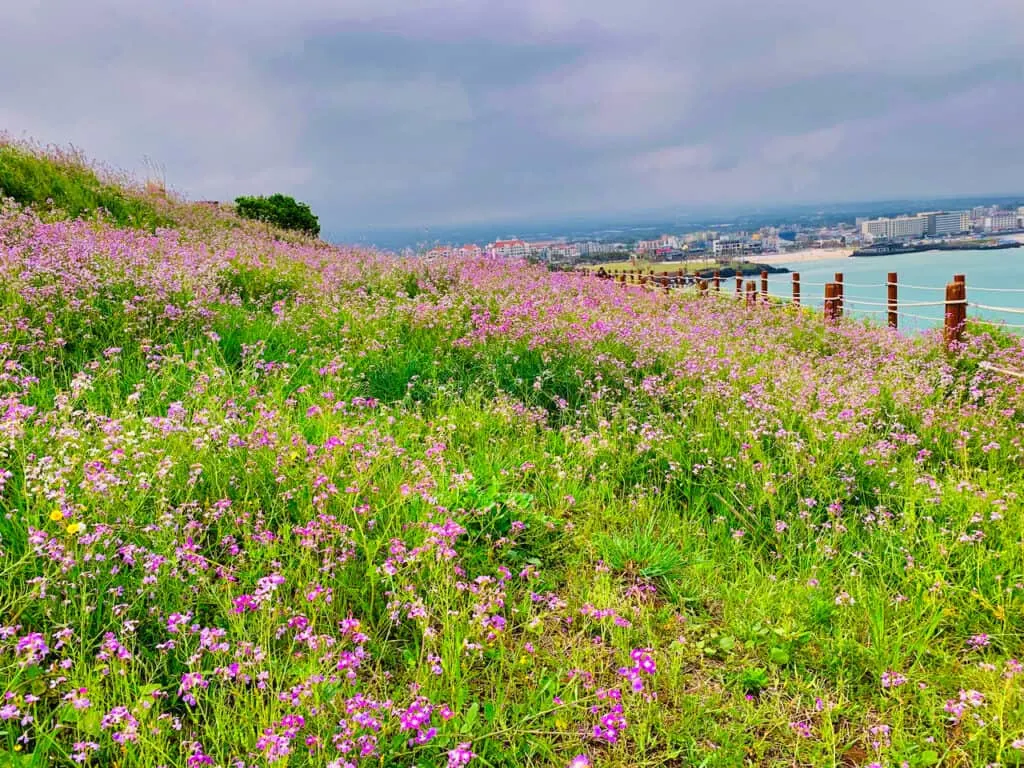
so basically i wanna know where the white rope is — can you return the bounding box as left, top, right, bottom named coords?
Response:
left=969, top=303, right=1024, bottom=315
left=841, top=298, right=963, bottom=308
left=840, top=298, right=891, bottom=307
left=979, top=361, right=1024, bottom=378
left=888, top=299, right=964, bottom=308
left=967, top=286, right=1024, bottom=294
left=887, top=283, right=947, bottom=291
left=841, top=297, right=892, bottom=306
left=832, top=281, right=888, bottom=289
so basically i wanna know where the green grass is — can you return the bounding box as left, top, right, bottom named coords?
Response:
left=0, top=143, right=168, bottom=229
left=0, top=154, right=1023, bottom=767
left=584, top=258, right=720, bottom=273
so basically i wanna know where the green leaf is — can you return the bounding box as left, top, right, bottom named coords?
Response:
left=79, top=709, right=102, bottom=736
left=918, top=750, right=940, bottom=766
left=461, top=702, right=479, bottom=733
left=482, top=702, right=496, bottom=722
left=718, top=635, right=736, bottom=651
left=769, top=647, right=791, bottom=665
left=0, top=751, right=35, bottom=767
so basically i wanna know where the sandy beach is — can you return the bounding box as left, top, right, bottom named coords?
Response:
left=756, top=247, right=854, bottom=265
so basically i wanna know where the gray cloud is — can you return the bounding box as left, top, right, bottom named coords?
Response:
left=1, top=1, right=1022, bottom=235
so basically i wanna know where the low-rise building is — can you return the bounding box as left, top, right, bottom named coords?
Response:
left=424, top=243, right=484, bottom=259
left=534, top=242, right=580, bottom=262
left=637, top=235, right=681, bottom=254
left=488, top=239, right=531, bottom=259
left=579, top=241, right=625, bottom=256
left=712, top=238, right=762, bottom=258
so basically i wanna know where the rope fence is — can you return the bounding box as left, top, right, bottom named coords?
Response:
left=979, top=361, right=1024, bottom=379
left=583, top=266, right=1024, bottom=344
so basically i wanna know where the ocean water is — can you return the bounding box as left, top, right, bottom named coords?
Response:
left=764, top=248, right=1024, bottom=334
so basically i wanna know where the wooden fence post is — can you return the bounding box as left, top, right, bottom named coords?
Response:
left=834, top=272, right=844, bottom=315
left=713, top=270, right=721, bottom=291
left=760, top=270, right=768, bottom=302
left=824, top=282, right=837, bottom=323
left=887, top=272, right=898, bottom=329
left=944, top=278, right=966, bottom=348
left=745, top=280, right=757, bottom=307
left=792, top=272, right=801, bottom=306
left=736, top=274, right=743, bottom=297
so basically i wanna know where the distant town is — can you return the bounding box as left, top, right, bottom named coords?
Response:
left=419, top=204, right=1024, bottom=267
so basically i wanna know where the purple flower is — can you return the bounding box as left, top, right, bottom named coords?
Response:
left=790, top=720, right=813, bottom=739
left=233, top=594, right=258, bottom=613
left=447, top=742, right=474, bottom=767
left=881, top=671, right=907, bottom=689
left=15, top=632, right=49, bottom=664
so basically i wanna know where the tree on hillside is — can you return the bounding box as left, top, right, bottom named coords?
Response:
left=234, top=193, right=320, bottom=236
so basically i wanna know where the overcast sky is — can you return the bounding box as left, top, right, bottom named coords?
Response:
left=2, top=1, right=1022, bottom=234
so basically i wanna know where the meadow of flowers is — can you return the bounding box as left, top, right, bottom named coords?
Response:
left=1, top=152, right=1023, bottom=767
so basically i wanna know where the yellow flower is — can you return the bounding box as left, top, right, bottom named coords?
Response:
left=50, top=509, right=65, bottom=522
left=66, top=522, right=85, bottom=536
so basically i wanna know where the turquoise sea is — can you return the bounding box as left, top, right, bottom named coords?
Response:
left=765, top=247, right=1024, bottom=334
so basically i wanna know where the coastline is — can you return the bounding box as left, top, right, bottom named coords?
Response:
left=754, top=247, right=853, bottom=266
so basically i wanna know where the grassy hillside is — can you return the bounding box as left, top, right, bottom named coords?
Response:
left=0, top=141, right=169, bottom=230
left=0, top=149, right=1022, bottom=767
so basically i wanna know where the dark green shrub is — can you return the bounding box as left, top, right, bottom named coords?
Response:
left=234, top=193, right=320, bottom=236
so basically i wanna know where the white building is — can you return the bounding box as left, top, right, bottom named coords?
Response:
left=579, top=241, right=624, bottom=256
left=424, top=243, right=484, bottom=259
left=712, top=238, right=762, bottom=258
left=860, top=216, right=926, bottom=240
left=890, top=216, right=926, bottom=239
left=861, top=219, right=891, bottom=239
left=636, top=235, right=681, bottom=254
left=547, top=244, right=580, bottom=261
left=985, top=213, right=1019, bottom=232
left=918, top=211, right=968, bottom=237
left=488, top=239, right=531, bottom=259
